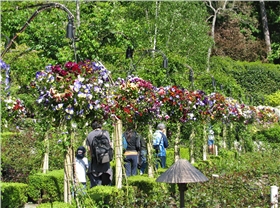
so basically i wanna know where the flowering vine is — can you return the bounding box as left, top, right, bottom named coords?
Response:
left=31, top=60, right=113, bottom=126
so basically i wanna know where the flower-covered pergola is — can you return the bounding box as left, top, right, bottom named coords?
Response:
left=1, top=59, right=279, bottom=201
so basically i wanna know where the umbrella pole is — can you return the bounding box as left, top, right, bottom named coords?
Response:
left=178, top=183, right=187, bottom=208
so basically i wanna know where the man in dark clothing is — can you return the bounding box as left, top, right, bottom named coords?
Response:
left=86, top=120, right=113, bottom=188
left=123, top=129, right=141, bottom=176
left=138, top=137, right=147, bottom=175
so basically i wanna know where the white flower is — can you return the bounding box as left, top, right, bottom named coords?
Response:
left=56, top=103, right=63, bottom=110
left=78, top=92, right=86, bottom=98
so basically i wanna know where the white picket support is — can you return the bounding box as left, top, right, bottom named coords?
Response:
left=271, top=185, right=279, bottom=208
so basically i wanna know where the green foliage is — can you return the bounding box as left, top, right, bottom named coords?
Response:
left=210, top=56, right=280, bottom=105
left=185, top=148, right=280, bottom=207
left=126, top=175, right=158, bottom=195
left=165, top=148, right=174, bottom=168
left=1, top=182, right=28, bottom=208
left=27, top=169, right=64, bottom=203
left=85, top=185, right=121, bottom=207
left=37, top=201, right=76, bottom=208
left=266, top=90, right=280, bottom=107
left=254, top=124, right=280, bottom=143
left=179, top=147, right=190, bottom=161
left=268, top=42, right=280, bottom=62
left=1, top=128, right=45, bottom=183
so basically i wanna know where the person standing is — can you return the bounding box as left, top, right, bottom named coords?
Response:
left=86, top=120, right=113, bottom=188
left=75, top=146, right=89, bottom=188
left=123, top=128, right=141, bottom=176
left=153, top=123, right=169, bottom=168
left=73, top=146, right=88, bottom=196
left=138, top=137, right=147, bottom=175
left=208, top=129, right=215, bottom=155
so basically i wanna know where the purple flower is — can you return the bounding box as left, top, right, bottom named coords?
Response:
left=45, top=65, right=52, bottom=73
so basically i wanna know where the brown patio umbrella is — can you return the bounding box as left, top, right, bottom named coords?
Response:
left=156, top=159, right=208, bottom=208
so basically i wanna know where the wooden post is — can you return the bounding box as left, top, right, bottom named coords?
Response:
left=42, top=132, right=49, bottom=174
left=147, top=124, right=154, bottom=178
left=271, top=185, right=279, bottom=208
left=174, top=122, right=181, bottom=162
left=189, top=128, right=195, bottom=164
left=63, top=129, right=75, bottom=204
left=64, top=146, right=73, bottom=203
left=114, top=119, right=123, bottom=189
left=222, top=122, right=227, bottom=148
left=203, top=124, right=207, bottom=161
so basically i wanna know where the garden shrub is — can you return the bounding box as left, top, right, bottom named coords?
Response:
left=210, top=56, right=280, bottom=105
left=180, top=147, right=190, bottom=160
left=254, top=124, right=280, bottom=143
left=27, top=169, right=64, bottom=203
left=1, top=182, right=28, bottom=208
left=165, top=147, right=190, bottom=168
left=266, top=90, right=280, bottom=107
left=85, top=185, right=122, bottom=207
left=1, top=130, right=44, bottom=183
left=36, top=201, right=76, bottom=208
left=166, top=148, right=174, bottom=167
left=126, top=175, right=157, bottom=195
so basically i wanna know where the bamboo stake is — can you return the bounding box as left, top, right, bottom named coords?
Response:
left=114, top=119, right=123, bottom=189
left=147, top=124, right=154, bottom=178
left=189, top=128, right=195, bottom=164
left=174, top=122, right=181, bottom=162
left=203, top=124, right=207, bottom=161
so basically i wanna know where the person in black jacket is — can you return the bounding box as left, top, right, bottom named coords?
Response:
left=86, top=120, right=113, bottom=187
left=123, top=127, right=141, bottom=176
left=138, top=137, right=147, bottom=175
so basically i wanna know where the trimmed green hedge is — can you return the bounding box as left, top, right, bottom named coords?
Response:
left=85, top=185, right=125, bottom=207
left=254, top=124, right=280, bottom=143
left=27, top=169, right=64, bottom=203
left=37, top=201, right=75, bottom=208
left=1, top=182, right=28, bottom=208
left=210, top=56, right=280, bottom=105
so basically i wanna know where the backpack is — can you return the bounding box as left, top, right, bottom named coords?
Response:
left=153, top=131, right=163, bottom=151
left=122, top=134, right=128, bottom=151
left=91, top=130, right=113, bottom=164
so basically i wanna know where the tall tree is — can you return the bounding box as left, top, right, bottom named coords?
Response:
left=205, top=0, right=228, bottom=72
left=259, top=0, right=271, bottom=53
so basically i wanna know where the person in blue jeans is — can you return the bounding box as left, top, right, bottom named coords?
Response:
left=153, top=123, right=169, bottom=168
left=123, top=128, right=141, bottom=176
left=138, top=137, right=147, bottom=175
left=208, top=129, right=215, bottom=154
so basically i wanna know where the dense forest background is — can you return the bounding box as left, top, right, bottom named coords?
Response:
left=1, top=1, right=280, bottom=105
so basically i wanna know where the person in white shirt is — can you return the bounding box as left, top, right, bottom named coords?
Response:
left=75, top=146, right=88, bottom=189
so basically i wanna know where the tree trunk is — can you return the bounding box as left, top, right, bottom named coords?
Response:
left=114, top=119, right=123, bottom=189
left=206, top=0, right=228, bottom=72
left=189, top=127, right=195, bottom=164
left=259, top=0, right=271, bottom=53
left=147, top=124, right=154, bottom=178
left=174, top=122, right=181, bottom=163
left=152, top=1, right=160, bottom=50
left=76, top=0, right=80, bottom=28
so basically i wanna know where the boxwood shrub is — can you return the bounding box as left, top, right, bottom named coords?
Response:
left=1, top=182, right=28, bottom=208
left=27, top=169, right=64, bottom=203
